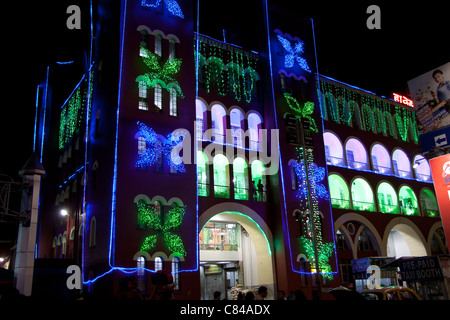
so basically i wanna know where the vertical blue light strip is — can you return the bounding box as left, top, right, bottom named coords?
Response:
left=33, top=85, right=40, bottom=153
left=311, top=18, right=339, bottom=275
left=263, top=0, right=296, bottom=272
left=40, top=66, right=50, bottom=163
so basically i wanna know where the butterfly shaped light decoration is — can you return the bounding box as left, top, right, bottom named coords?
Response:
left=276, top=34, right=311, bottom=73
left=141, top=0, right=184, bottom=19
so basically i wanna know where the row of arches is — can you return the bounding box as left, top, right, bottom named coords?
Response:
left=324, top=131, right=431, bottom=181
left=196, top=98, right=264, bottom=150
left=335, top=214, right=447, bottom=260
left=197, top=151, right=266, bottom=201
left=328, top=173, right=439, bottom=217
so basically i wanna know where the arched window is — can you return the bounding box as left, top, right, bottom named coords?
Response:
left=371, top=143, right=392, bottom=174
left=351, top=178, right=375, bottom=212
left=345, top=138, right=368, bottom=170
left=251, top=160, right=266, bottom=202
left=154, top=83, right=162, bottom=110
left=138, top=136, right=146, bottom=155
left=62, top=232, right=67, bottom=258
left=377, top=182, right=399, bottom=214
left=138, top=81, right=148, bottom=110
left=323, top=132, right=344, bottom=166
left=197, top=151, right=209, bottom=197
left=154, top=34, right=162, bottom=57
left=196, top=99, right=207, bottom=140
left=213, top=154, right=230, bottom=198
left=399, top=185, right=419, bottom=216
left=413, top=155, right=432, bottom=182
left=169, top=87, right=177, bottom=116
left=358, top=228, right=376, bottom=251
left=154, top=256, right=163, bottom=272
left=420, top=189, right=439, bottom=217
left=89, top=217, right=96, bottom=248
left=392, top=149, right=412, bottom=178
left=248, top=113, right=262, bottom=151
left=328, top=174, right=350, bottom=209
left=137, top=256, right=147, bottom=292
left=211, top=104, right=226, bottom=144
left=230, top=108, right=244, bottom=148
left=172, top=257, right=180, bottom=290
left=139, top=30, right=149, bottom=57
left=233, top=157, right=248, bottom=200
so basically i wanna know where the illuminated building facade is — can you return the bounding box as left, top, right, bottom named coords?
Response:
left=31, top=0, right=446, bottom=299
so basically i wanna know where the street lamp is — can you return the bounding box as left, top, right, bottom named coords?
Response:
left=60, top=209, right=69, bottom=217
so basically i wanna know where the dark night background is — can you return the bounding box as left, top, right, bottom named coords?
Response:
left=1, top=0, right=449, bottom=181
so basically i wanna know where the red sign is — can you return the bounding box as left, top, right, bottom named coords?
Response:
left=429, top=154, right=450, bottom=248
left=393, top=93, right=414, bottom=107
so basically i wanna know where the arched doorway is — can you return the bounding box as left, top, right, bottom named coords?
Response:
left=199, top=209, right=274, bottom=300
left=386, top=223, right=427, bottom=258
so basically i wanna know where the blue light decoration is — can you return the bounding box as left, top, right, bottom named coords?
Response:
left=141, top=0, right=184, bottom=19
left=276, top=33, right=311, bottom=73
left=291, top=161, right=330, bottom=201
left=135, top=121, right=186, bottom=173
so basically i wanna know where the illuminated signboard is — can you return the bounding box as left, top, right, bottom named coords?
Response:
left=393, top=93, right=414, bottom=107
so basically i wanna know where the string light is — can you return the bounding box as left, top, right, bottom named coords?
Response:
left=137, top=201, right=186, bottom=257
left=283, top=93, right=318, bottom=133
left=317, top=79, right=419, bottom=143
left=293, top=147, right=334, bottom=280
left=141, top=0, right=184, bottom=19
left=138, top=46, right=184, bottom=99
left=276, top=34, right=311, bottom=73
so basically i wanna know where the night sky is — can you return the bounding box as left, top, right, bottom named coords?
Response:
left=1, top=0, right=449, bottom=180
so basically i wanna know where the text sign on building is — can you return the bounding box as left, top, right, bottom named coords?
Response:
left=392, top=93, right=414, bottom=107
left=399, top=256, right=443, bottom=282
left=429, top=154, right=450, bottom=248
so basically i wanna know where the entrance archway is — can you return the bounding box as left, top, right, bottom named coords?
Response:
left=199, top=205, right=275, bottom=300
left=386, top=223, right=427, bottom=258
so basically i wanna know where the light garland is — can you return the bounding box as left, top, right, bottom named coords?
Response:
left=138, top=46, right=184, bottom=99
left=317, top=80, right=419, bottom=143
left=293, top=147, right=334, bottom=280
left=283, top=93, right=318, bottom=133
left=276, top=34, right=311, bottom=73
left=195, top=37, right=259, bottom=104
left=141, top=0, right=184, bottom=19
left=135, top=122, right=187, bottom=173
left=137, top=201, right=186, bottom=257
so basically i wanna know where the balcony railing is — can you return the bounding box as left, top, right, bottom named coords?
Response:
left=395, top=169, right=413, bottom=179
left=348, top=160, right=369, bottom=171
left=214, top=185, right=230, bottom=198
left=352, top=200, right=375, bottom=212
left=200, top=244, right=238, bottom=251
left=234, top=187, right=249, bottom=200
left=326, top=155, right=345, bottom=166
left=378, top=203, right=399, bottom=214
left=373, top=165, right=393, bottom=175
left=198, top=183, right=209, bottom=197
left=331, top=198, right=351, bottom=209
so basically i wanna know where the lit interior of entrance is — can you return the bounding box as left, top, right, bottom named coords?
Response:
left=199, top=212, right=273, bottom=300
left=386, top=224, right=427, bottom=259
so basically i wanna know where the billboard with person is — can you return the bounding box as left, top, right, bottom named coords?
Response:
left=407, top=62, right=450, bottom=134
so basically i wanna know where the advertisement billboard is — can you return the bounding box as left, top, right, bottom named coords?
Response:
left=407, top=62, right=450, bottom=135
left=429, top=154, right=450, bottom=248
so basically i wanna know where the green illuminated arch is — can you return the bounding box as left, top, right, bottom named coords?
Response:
left=197, top=151, right=209, bottom=197
left=251, top=160, right=266, bottom=202
left=351, top=178, right=375, bottom=212
left=328, top=174, right=350, bottom=209
left=420, top=189, right=439, bottom=217
left=399, top=186, right=419, bottom=216
left=377, top=182, right=399, bottom=214
left=233, top=157, right=248, bottom=200
left=213, top=154, right=230, bottom=198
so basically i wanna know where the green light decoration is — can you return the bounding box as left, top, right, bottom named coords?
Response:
left=317, top=79, right=419, bottom=143
left=283, top=92, right=318, bottom=133
left=294, top=147, right=334, bottom=280
left=138, top=46, right=184, bottom=98
left=59, top=72, right=93, bottom=149
left=195, top=36, right=259, bottom=104
left=137, top=201, right=186, bottom=257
